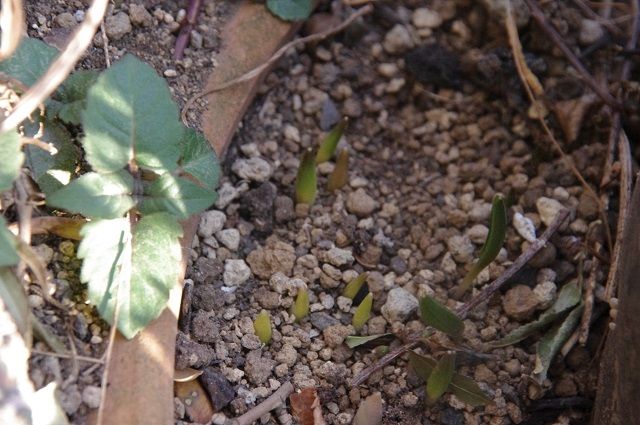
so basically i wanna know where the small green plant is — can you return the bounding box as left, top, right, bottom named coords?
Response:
left=352, top=292, right=373, bottom=331
left=419, top=295, right=464, bottom=341
left=295, top=147, right=317, bottom=205
left=343, top=272, right=367, bottom=299
left=455, top=194, right=507, bottom=297
left=327, top=149, right=349, bottom=192
left=253, top=310, right=272, bottom=344
left=426, top=351, right=455, bottom=404
left=316, top=117, right=348, bottom=163
left=291, top=287, right=309, bottom=322
left=0, top=38, right=220, bottom=339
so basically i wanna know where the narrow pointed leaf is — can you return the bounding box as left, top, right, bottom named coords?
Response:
left=0, top=217, right=19, bottom=267
left=457, top=194, right=507, bottom=295
left=426, top=352, right=455, bottom=404
left=140, top=173, right=217, bottom=219
left=419, top=295, right=464, bottom=339
left=490, top=281, right=581, bottom=347
left=0, top=130, right=23, bottom=191
left=327, top=148, right=349, bottom=191
left=344, top=272, right=367, bottom=299
left=178, top=128, right=220, bottom=191
left=266, top=0, right=314, bottom=21
left=409, top=351, right=437, bottom=380
left=353, top=392, right=383, bottom=425
left=47, top=171, right=134, bottom=219
left=450, top=373, right=492, bottom=407
left=295, top=148, right=317, bottom=205
left=78, top=213, right=182, bottom=339
left=345, top=333, right=394, bottom=349
left=291, top=288, right=309, bottom=322
left=0, top=267, right=29, bottom=338
left=316, top=117, right=348, bottom=163
left=254, top=310, right=272, bottom=344
left=352, top=293, right=373, bottom=331
left=533, top=304, right=584, bottom=384
left=0, top=37, right=57, bottom=86
left=82, top=54, right=183, bottom=173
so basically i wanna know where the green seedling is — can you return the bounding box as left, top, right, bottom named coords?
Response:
left=291, top=287, right=309, bottom=322
left=352, top=293, right=373, bottom=331
left=343, top=272, right=367, bottom=299
left=345, top=333, right=394, bottom=349
left=419, top=295, right=465, bottom=341
left=327, top=148, right=349, bottom=192
left=455, top=194, right=507, bottom=297
left=295, top=147, right=317, bottom=205
left=426, top=352, right=455, bottom=404
left=316, top=117, right=348, bottom=163
left=253, top=310, right=272, bottom=344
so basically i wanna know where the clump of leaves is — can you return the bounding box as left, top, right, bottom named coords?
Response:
left=295, top=147, right=317, bottom=205
left=253, top=310, right=272, bottom=344
left=327, top=148, right=349, bottom=192
left=455, top=194, right=507, bottom=297
left=266, top=0, right=313, bottom=21
left=352, top=293, right=373, bottom=331
left=0, top=39, right=220, bottom=339
left=316, top=117, right=348, bottom=163
left=292, top=287, right=309, bottom=322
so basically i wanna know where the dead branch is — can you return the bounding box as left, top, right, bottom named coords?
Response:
left=0, top=0, right=25, bottom=61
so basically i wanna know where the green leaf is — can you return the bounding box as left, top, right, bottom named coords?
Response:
left=0, top=267, right=30, bottom=338
left=23, top=119, right=78, bottom=194
left=419, top=295, right=464, bottom=340
left=533, top=304, right=584, bottom=384
left=0, top=37, right=58, bottom=87
left=409, top=351, right=491, bottom=407
left=345, top=333, right=394, bottom=349
left=178, top=128, right=220, bottom=191
left=47, top=171, right=134, bottom=219
left=266, top=0, right=313, bottom=21
left=327, top=148, right=349, bottom=192
left=353, top=392, right=383, bottom=425
left=295, top=147, right=317, bottom=205
left=253, top=310, right=272, bottom=344
left=426, top=352, right=455, bottom=404
left=55, top=70, right=99, bottom=125
left=82, top=54, right=183, bottom=173
left=456, top=194, right=507, bottom=296
left=0, top=217, right=19, bottom=267
left=490, top=281, right=582, bottom=347
left=291, top=287, right=309, bottom=322
left=0, top=130, right=23, bottom=192
left=343, top=272, right=367, bottom=299
left=78, top=213, right=183, bottom=339
left=352, top=293, right=373, bottom=331
left=140, top=173, right=217, bottom=219
left=31, top=382, right=71, bottom=425
left=316, top=117, right=348, bottom=163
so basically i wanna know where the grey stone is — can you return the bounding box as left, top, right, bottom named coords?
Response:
left=245, top=350, right=275, bottom=385
left=105, top=12, right=132, bottom=40
left=346, top=188, right=378, bottom=217
left=324, top=247, right=354, bottom=267
left=216, top=228, right=240, bottom=251
left=223, top=259, right=251, bottom=286
left=175, top=332, right=216, bottom=369
left=231, top=157, right=272, bottom=182
left=381, top=288, right=419, bottom=322
left=412, top=8, right=442, bottom=29
left=191, top=310, right=220, bottom=343
left=60, top=385, right=82, bottom=415
left=81, top=385, right=101, bottom=409
left=383, top=24, right=414, bottom=54
left=55, top=12, right=76, bottom=28
left=446, top=234, right=475, bottom=264
left=536, top=197, right=565, bottom=227
left=246, top=239, right=296, bottom=279
left=274, top=196, right=295, bottom=223
left=323, top=324, right=354, bottom=348
left=198, top=210, right=226, bottom=237
left=200, top=368, right=235, bottom=410
left=129, top=3, right=153, bottom=27
left=579, top=19, right=604, bottom=45
left=310, top=312, right=340, bottom=331
left=275, top=343, right=298, bottom=366
left=502, top=285, right=539, bottom=321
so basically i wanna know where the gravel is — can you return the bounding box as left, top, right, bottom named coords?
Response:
left=223, top=259, right=251, bottom=286
left=381, top=288, right=419, bottom=323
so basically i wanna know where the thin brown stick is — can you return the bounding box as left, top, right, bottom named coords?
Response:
left=523, top=0, right=621, bottom=110
left=350, top=340, right=419, bottom=387
left=571, top=0, right=625, bottom=38
left=0, top=0, right=108, bottom=133
left=100, top=20, right=111, bottom=68
left=31, top=349, right=105, bottom=364
left=579, top=250, right=600, bottom=345
left=20, top=136, right=59, bottom=154
left=174, top=0, right=203, bottom=60
left=0, top=0, right=25, bottom=61
left=180, top=4, right=373, bottom=124
left=457, top=209, right=571, bottom=318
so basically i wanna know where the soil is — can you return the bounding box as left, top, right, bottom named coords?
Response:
left=11, top=0, right=638, bottom=424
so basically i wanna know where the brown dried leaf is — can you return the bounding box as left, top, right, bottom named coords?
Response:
left=353, top=392, right=383, bottom=425
left=174, top=379, right=214, bottom=423
left=553, top=94, right=597, bottom=143
left=290, top=388, right=326, bottom=425
left=505, top=1, right=543, bottom=97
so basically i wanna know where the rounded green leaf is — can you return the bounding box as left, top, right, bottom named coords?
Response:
left=426, top=352, right=455, bottom=404
left=0, top=37, right=58, bottom=87
left=82, top=55, right=183, bottom=173
left=266, top=0, right=313, bottom=21
left=47, top=171, right=134, bottom=219
left=140, top=173, right=217, bottom=219
left=178, top=128, right=220, bottom=191
left=0, top=131, right=23, bottom=192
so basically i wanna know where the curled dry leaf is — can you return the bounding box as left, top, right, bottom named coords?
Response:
left=290, top=387, right=327, bottom=425
left=353, top=392, right=383, bottom=425
left=552, top=94, right=597, bottom=143
left=174, top=367, right=203, bottom=383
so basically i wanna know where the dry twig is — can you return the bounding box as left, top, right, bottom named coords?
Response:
left=579, top=248, right=600, bottom=345
left=0, top=0, right=25, bottom=61
left=181, top=4, right=373, bottom=123
left=30, top=349, right=105, bottom=364
left=174, top=0, right=203, bottom=60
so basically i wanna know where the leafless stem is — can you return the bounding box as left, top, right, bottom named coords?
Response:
left=349, top=340, right=419, bottom=387
left=0, top=0, right=108, bottom=133
left=0, top=0, right=25, bottom=61
left=181, top=4, right=373, bottom=124
left=20, top=137, right=58, bottom=154
left=579, top=250, right=600, bottom=345
left=174, top=0, right=203, bottom=60
left=30, top=349, right=104, bottom=364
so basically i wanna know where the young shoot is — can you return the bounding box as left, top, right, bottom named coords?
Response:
left=352, top=293, right=373, bottom=331
left=253, top=310, right=272, bottom=344
left=455, top=194, right=507, bottom=297
left=327, top=148, right=349, bottom=192
left=291, top=287, right=310, bottom=322
left=316, top=117, right=348, bottom=163
left=343, top=272, right=367, bottom=299
left=295, top=147, right=317, bottom=205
